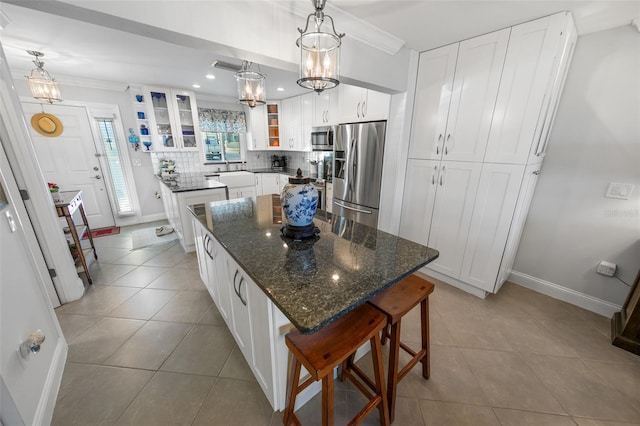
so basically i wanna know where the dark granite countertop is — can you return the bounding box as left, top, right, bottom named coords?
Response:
left=156, top=173, right=228, bottom=193
left=248, top=168, right=332, bottom=183
left=188, top=195, right=438, bottom=333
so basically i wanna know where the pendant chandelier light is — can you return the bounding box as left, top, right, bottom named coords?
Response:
left=235, top=61, right=266, bottom=108
left=26, top=51, right=62, bottom=104
left=296, top=0, right=345, bottom=93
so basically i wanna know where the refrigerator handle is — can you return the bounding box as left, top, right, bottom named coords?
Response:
left=334, top=201, right=373, bottom=215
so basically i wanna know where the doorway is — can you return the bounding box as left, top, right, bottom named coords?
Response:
left=22, top=102, right=116, bottom=229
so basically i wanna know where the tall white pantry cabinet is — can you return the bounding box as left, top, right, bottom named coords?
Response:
left=400, top=12, right=577, bottom=297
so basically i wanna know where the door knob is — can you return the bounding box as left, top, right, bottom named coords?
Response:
left=19, top=329, right=45, bottom=357
left=93, top=166, right=99, bottom=171
left=94, top=175, right=102, bottom=179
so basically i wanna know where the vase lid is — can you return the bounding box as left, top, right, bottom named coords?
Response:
left=288, top=168, right=311, bottom=184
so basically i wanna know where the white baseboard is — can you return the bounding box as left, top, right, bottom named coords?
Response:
left=33, top=338, right=68, bottom=426
left=116, top=213, right=167, bottom=227
left=508, top=271, right=622, bottom=318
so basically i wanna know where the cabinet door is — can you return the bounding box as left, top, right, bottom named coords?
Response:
left=279, top=174, right=290, bottom=192
left=459, top=163, right=524, bottom=291
left=227, top=256, right=253, bottom=360
left=261, top=174, right=281, bottom=196
left=267, top=103, right=281, bottom=149
left=425, top=161, right=482, bottom=278
left=485, top=14, right=565, bottom=164
left=193, top=220, right=208, bottom=285
left=443, top=29, right=509, bottom=162
left=313, top=91, right=331, bottom=126
left=212, top=239, right=231, bottom=324
left=362, top=90, right=390, bottom=122
left=248, top=105, right=268, bottom=150
left=299, top=93, right=313, bottom=151
left=339, top=84, right=366, bottom=123
left=247, top=278, right=276, bottom=407
left=399, top=159, right=440, bottom=245
left=148, top=90, right=178, bottom=149
left=171, top=90, right=200, bottom=151
left=409, top=44, right=458, bottom=160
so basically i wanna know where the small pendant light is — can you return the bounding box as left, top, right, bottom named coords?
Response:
left=26, top=51, right=62, bottom=104
left=296, top=0, right=345, bottom=93
left=235, top=61, right=266, bottom=108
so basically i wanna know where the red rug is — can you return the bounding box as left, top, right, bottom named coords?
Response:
left=83, top=226, right=120, bottom=239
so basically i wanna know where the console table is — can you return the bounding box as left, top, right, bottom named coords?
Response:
left=54, top=190, right=98, bottom=284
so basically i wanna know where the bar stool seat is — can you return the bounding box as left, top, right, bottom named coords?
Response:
left=367, top=274, right=435, bottom=422
left=283, top=303, right=390, bottom=426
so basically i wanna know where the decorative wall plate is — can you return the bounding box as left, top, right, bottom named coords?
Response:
left=31, top=113, right=63, bottom=137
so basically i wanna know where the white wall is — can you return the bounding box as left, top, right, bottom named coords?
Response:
left=512, top=24, right=640, bottom=307
left=13, top=79, right=165, bottom=220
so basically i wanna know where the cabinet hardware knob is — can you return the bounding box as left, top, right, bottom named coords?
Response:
left=533, top=170, right=541, bottom=175
left=436, top=146, right=439, bottom=155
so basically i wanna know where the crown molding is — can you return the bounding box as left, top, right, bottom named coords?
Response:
left=279, top=2, right=405, bottom=55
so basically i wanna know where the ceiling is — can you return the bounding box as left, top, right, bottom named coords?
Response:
left=1, top=1, right=638, bottom=102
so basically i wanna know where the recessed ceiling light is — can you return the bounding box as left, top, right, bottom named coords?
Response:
left=277, top=87, right=285, bottom=92
left=192, top=84, right=201, bottom=88
left=206, top=74, right=215, bottom=80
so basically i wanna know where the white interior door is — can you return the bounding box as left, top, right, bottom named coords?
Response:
left=0, top=143, right=66, bottom=426
left=22, top=102, right=115, bottom=229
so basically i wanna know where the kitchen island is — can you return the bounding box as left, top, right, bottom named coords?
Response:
left=189, top=195, right=438, bottom=410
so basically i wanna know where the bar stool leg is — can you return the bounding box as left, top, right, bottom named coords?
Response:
left=284, top=356, right=301, bottom=426
left=421, top=298, right=430, bottom=379
left=370, top=333, right=390, bottom=426
left=386, top=321, right=401, bottom=423
left=321, top=374, right=334, bottom=426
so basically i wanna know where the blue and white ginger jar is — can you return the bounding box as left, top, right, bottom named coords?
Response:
left=280, top=168, right=318, bottom=227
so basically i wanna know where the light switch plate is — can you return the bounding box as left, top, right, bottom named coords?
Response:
left=605, top=182, right=634, bottom=200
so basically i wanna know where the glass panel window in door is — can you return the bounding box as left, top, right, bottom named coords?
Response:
left=151, top=91, right=174, bottom=148
left=176, top=94, right=197, bottom=148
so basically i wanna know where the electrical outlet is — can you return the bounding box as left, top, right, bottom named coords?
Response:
left=605, top=182, right=634, bottom=200
left=596, top=261, right=616, bottom=277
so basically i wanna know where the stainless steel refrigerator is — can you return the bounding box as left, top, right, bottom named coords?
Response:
left=332, top=121, right=386, bottom=228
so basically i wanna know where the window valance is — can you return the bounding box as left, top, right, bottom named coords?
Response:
left=198, top=108, right=247, bottom=132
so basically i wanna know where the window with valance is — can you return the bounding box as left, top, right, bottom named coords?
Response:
left=198, top=108, right=247, bottom=132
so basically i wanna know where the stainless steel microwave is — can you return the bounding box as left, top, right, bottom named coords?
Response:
left=311, top=126, right=336, bottom=151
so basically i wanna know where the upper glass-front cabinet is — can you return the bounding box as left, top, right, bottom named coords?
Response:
left=146, top=88, right=201, bottom=151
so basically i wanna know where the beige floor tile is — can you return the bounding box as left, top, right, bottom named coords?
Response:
left=573, top=418, right=640, bottom=426
left=108, top=248, right=166, bottom=266
left=85, top=263, right=138, bottom=286
left=524, top=354, right=640, bottom=422
left=460, top=348, right=565, bottom=414
left=55, top=313, right=102, bottom=343
left=491, top=315, right=580, bottom=357
left=174, top=251, right=199, bottom=269
left=67, top=317, right=145, bottom=364
left=146, top=267, right=208, bottom=291
left=438, top=310, right=515, bottom=351
left=287, top=385, right=351, bottom=425
left=419, top=400, right=500, bottom=426
left=107, top=265, right=171, bottom=287
left=105, top=320, right=192, bottom=370
left=152, top=290, right=213, bottom=323
left=116, top=371, right=215, bottom=425
left=493, top=408, right=577, bottom=425
left=198, top=303, right=226, bottom=326
left=193, top=378, right=274, bottom=425
left=108, top=288, right=178, bottom=320
left=219, top=345, right=256, bottom=381
left=396, top=344, right=490, bottom=406
left=93, top=247, right=133, bottom=264
left=399, top=303, right=456, bottom=346
left=583, top=359, right=640, bottom=411
left=160, top=324, right=235, bottom=376
left=52, top=363, right=153, bottom=425
left=55, top=285, right=140, bottom=316
left=143, top=245, right=195, bottom=268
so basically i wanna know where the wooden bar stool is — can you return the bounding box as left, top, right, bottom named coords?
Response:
left=283, top=303, right=390, bottom=426
left=367, top=274, right=435, bottom=422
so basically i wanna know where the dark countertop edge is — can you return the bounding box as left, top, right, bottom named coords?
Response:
left=187, top=202, right=439, bottom=334
left=155, top=174, right=228, bottom=193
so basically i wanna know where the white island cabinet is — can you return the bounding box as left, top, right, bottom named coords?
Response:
left=192, top=217, right=302, bottom=411
left=400, top=12, right=576, bottom=297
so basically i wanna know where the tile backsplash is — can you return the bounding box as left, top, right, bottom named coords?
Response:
left=150, top=150, right=332, bottom=174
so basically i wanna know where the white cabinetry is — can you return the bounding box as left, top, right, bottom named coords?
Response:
left=339, top=85, right=390, bottom=123
left=217, top=171, right=257, bottom=199
left=146, top=88, right=201, bottom=151
left=409, top=29, right=509, bottom=162
left=280, top=95, right=313, bottom=151
left=313, top=90, right=339, bottom=126
left=248, top=105, right=268, bottom=151
left=158, top=182, right=227, bottom=252
left=400, top=12, right=576, bottom=296
left=226, top=256, right=253, bottom=359
left=256, top=173, right=283, bottom=196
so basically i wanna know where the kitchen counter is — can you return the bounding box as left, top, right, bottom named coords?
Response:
left=189, top=195, right=438, bottom=333
left=156, top=173, right=228, bottom=193
left=249, top=168, right=332, bottom=183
